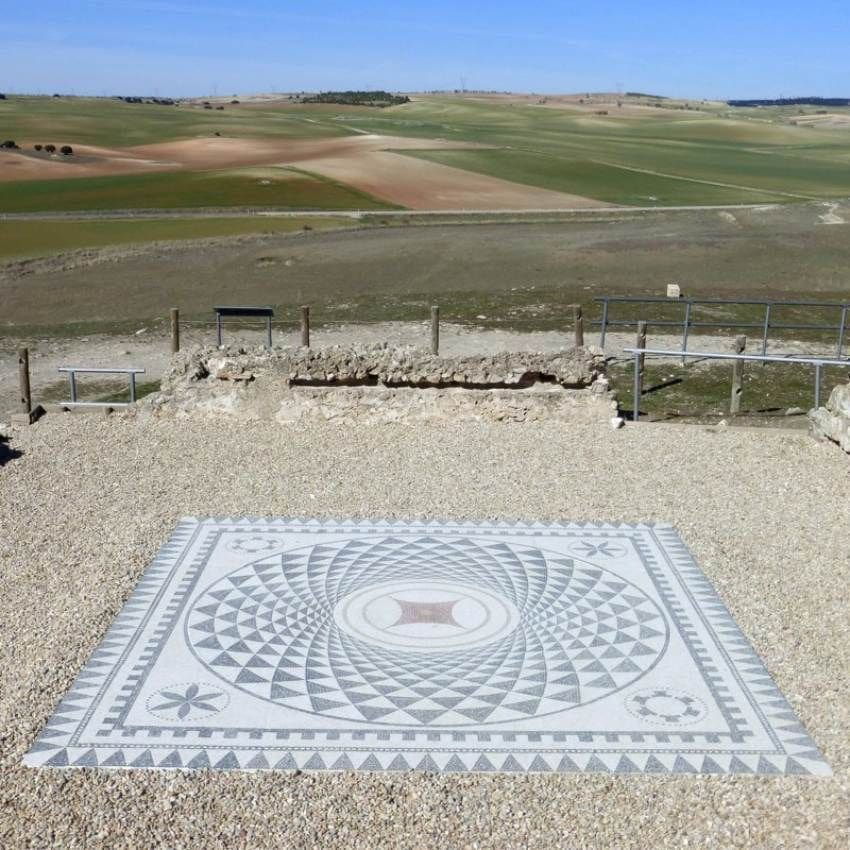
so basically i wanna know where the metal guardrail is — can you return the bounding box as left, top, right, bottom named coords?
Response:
left=624, top=348, right=849, bottom=421
left=57, top=366, right=146, bottom=408
left=597, top=297, right=849, bottom=359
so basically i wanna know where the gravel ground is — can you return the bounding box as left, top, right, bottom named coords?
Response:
left=0, top=415, right=848, bottom=849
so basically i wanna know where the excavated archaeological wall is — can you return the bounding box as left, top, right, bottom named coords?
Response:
left=141, top=345, right=618, bottom=424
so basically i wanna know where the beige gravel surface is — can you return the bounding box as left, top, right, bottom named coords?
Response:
left=0, top=416, right=848, bottom=849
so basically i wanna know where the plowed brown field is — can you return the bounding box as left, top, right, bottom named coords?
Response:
left=0, top=134, right=606, bottom=210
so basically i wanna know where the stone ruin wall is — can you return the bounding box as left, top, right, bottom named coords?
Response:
left=140, top=345, right=618, bottom=425
left=810, top=382, right=850, bottom=453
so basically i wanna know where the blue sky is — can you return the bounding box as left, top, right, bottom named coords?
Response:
left=2, top=1, right=849, bottom=98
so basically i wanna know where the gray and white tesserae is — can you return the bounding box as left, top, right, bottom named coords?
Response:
left=25, top=518, right=830, bottom=775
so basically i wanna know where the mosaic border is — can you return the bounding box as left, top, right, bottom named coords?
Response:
left=24, top=518, right=831, bottom=775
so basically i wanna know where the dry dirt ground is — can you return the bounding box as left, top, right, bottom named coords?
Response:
left=0, top=135, right=604, bottom=210
left=0, top=415, right=847, bottom=849
left=3, top=204, right=848, bottom=337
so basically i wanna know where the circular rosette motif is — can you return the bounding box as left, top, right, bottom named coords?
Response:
left=624, top=687, right=708, bottom=726
left=186, top=535, right=668, bottom=726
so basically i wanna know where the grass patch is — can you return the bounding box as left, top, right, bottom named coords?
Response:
left=0, top=216, right=358, bottom=261
left=0, top=169, right=395, bottom=214
left=609, top=360, right=850, bottom=420
left=38, top=378, right=160, bottom=405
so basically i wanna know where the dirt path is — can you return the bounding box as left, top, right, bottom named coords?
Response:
left=1, top=200, right=790, bottom=221
left=0, top=323, right=839, bottom=420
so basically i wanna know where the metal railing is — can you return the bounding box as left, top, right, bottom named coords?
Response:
left=597, top=297, right=850, bottom=358
left=58, top=366, right=146, bottom=408
left=624, top=348, right=849, bottom=421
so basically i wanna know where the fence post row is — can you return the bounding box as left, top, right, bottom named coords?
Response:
left=730, top=335, right=746, bottom=415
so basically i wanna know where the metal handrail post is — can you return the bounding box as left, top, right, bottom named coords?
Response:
left=837, top=306, right=848, bottom=359
left=599, top=299, right=610, bottom=348
left=69, top=371, right=77, bottom=402
left=129, top=372, right=137, bottom=403
left=681, top=301, right=692, bottom=366
left=814, top=363, right=822, bottom=408
left=761, top=304, right=772, bottom=357
left=216, top=313, right=223, bottom=346
left=632, top=350, right=641, bottom=422
left=266, top=315, right=272, bottom=348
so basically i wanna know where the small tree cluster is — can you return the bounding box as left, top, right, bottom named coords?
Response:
left=1, top=139, right=19, bottom=149
left=32, top=143, right=71, bottom=154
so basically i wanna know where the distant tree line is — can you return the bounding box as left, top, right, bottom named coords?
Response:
left=301, top=90, right=410, bottom=107
left=424, top=89, right=512, bottom=95
left=728, top=97, right=850, bottom=107
left=625, top=92, right=668, bottom=99
left=115, top=96, right=177, bottom=105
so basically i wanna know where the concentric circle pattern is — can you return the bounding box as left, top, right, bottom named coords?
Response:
left=187, top=535, right=668, bottom=726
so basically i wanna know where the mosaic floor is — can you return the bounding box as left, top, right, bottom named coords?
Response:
left=26, top=519, right=830, bottom=775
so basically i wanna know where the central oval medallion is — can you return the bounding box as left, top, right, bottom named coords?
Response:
left=334, top=581, right=521, bottom=651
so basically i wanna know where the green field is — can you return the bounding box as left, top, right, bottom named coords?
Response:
left=3, top=94, right=850, bottom=215
left=0, top=168, right=393, bottom=214
left=398, top=149, right=782, bottom=205
left=336, top=97, right=850, bottom=201
left=0, top=217, right=357, bottom=261
left=0, top=96, right=349, bottom=146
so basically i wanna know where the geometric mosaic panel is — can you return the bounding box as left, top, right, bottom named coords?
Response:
left=24, top=518, right=831, bottom=775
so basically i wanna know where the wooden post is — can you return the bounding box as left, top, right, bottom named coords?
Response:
left=430, top=305, right=440, bottom=355
left=300, top=305, right=311, bottom=348
left=730, top=335, right=746, bottom=415
left=571, top=304, right=584, bottom=348
left=18, top=348, right=32, bottom=415
left=636, top=321, right=647, bottom=379
left=170, top=308, right=180, bottom=353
